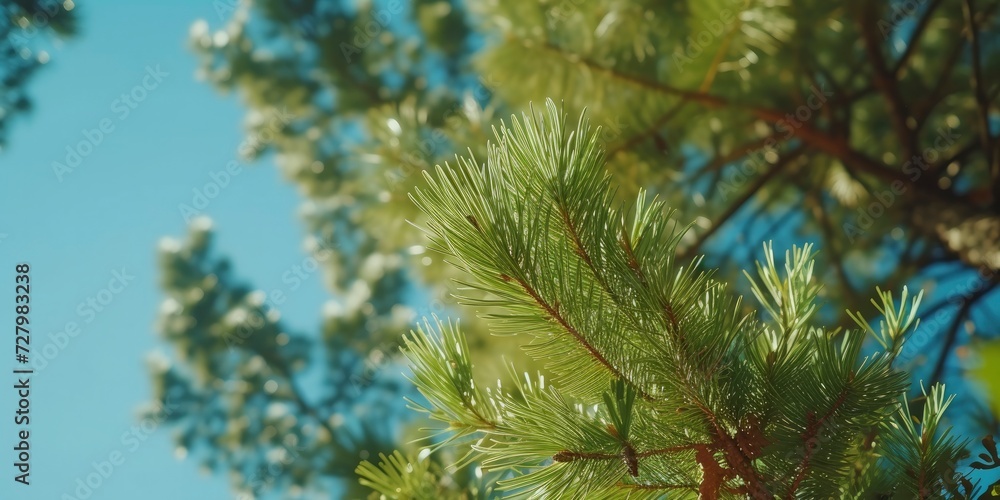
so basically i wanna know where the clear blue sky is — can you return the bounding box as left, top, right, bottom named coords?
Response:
left=0, top=1, right=331, bottom=498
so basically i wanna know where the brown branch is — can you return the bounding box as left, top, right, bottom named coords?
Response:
left=622, top=222, right=770, bottom=497
left=913, top=36, right=967, bottom=126
left=593, top=23, right=741, bottom=161
left=621, top=209, right=771, bottom=497
left=554, top=198, right=682, bottom=362
left=858, top=4, right=916, bottom=159
left=606, top=25, right=738, bottom=160
left=619, top=228, right=682, bottom=335
left=607, top=105, right=685, bottom=157
left=534, top=40, right=786, bottom=120
left=552, top=443, right=698, bottom=463
left=786, top=379, right=853, bottom=498
left=909, top=1, right=1000, bottom=129
left=551, top=450, right=617, bottom=462
left=535, top=38, right=945, bottom=199
left=638, top=444, right=701, bottom=458
left=806, top=189, right=860, bottom=316
left=453, top=379, right=497, bottom=431
left=618, top=228, right=699, bottom=371
left=557, top=205, right=622, bottom=307
left=616, top=481, right=699, bottom=491
left=932, top=139, right=981, bottom=177
left=554, top=443, right=701, bottom=479
left=508, top=275, right=652, bottom=400
left=691, top=401, right=772, bottom=499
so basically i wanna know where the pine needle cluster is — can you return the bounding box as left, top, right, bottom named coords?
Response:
left=358, top=100, right=991, bottom=498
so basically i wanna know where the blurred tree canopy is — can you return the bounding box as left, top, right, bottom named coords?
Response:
left=0, top=0, right=76, bottom=149
left=148, top=0, right=1000, bottom=497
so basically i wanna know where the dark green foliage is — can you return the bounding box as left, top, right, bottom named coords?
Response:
left=0, top=0, right=76, bottom=147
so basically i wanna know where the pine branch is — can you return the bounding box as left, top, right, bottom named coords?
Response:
left=376, top=101, right=982, bottom=498
left=786, top=379, right=853, bottom=498
left=507, top=274, right=651, bottom=400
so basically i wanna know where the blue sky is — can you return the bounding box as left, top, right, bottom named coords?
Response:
left=0, top=1, right=332, bottom=498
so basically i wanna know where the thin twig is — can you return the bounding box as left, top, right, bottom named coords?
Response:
left=858, top=4, right=916, bottom=159
left=961, top=0, right=999, bottom=202
left=892, top=0, right=945, bottom=77
left=927, top=281, right=999, bottom=389
left=680, top=149, right=802, bottom=260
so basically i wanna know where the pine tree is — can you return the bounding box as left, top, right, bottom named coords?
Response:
left=150, top=3, right=512, bottom=496
left=149, top=1, right=1000, bottom=497
left=359, top=101, right=998, bottom=498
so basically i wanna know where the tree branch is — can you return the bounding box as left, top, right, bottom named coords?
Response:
left=807, top=190, right=861, bottom=316
left=786, top=379, right=853, bottom=498
left=689, top=134, right=780, bottom=181
left=892, top=0, right=945, bottom=77
left=961, top=0, right=1000, bottom=202
left=927, top=280, right=999, bottom=389
left=858, top=4, right=916, bottom=159
left=607, top=105, right=685, bottom=157
left=507, top=275, right=653, bottom=400
left=535, top=38, right=959, bottom=201
left=692, top=401, right=772, bottom=499
left=680, top=149, right=801, bottom=260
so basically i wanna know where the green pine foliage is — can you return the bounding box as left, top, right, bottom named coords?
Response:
left=361, top=101, right=987, bottom=498
left=151, top=1, right=1000, bottom=496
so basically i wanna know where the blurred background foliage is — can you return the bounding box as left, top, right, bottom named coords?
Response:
left=101, top=0, right=1000, bottom=496
left=0, top=0, right=76, bottom=149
